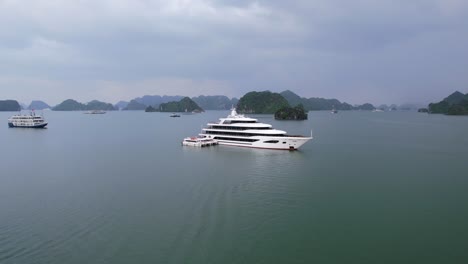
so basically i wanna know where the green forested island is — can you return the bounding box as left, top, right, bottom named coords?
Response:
left=274, top=104, right=308, bottom=120
left=0, top=100, right=21, bottom=111
left=53, top=99, right=116, bottom=111
left=86, top=100, right=116, bottom=111
left=235, top=90, right=376, bottom=114
left=53, top=99, right=85, bottom=111
left=237, top=91, right=290, bottom=114
left=429, top=91, right=468, bottom=115
left=147, top=97, right=204, bottom=112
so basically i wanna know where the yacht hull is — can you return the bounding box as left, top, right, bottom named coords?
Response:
left=205, top=136, right=312, bottom=150
left=8, top=122, right=48, bottom=128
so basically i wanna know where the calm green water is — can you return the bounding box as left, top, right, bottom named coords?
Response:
left=0, top=110, right=467, bottom=264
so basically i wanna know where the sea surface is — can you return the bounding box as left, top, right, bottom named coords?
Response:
left=0, top=110, right=467, bottom=264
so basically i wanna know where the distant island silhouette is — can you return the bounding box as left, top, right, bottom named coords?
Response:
left=0, top=100, right=21, bottom=111
left=53, top=99, right=116, bottom=111
left=3, top=89, right=443, bottom=113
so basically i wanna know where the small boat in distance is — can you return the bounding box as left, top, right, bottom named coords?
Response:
left=8, top=111, right=48, bottom=128
left=372, top=109, right=384, bottom=112
left=331, top=106, right=338, bottom=114
left=84, top=110, right=106, bottom=114
left=170, top=113, right=181, bottom=117
left=182, top=137, right=218, bottom=147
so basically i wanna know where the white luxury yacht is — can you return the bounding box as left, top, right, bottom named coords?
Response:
left=8, top=111, right=48, bottom=128
left=199, top=109, right=312, bottom=150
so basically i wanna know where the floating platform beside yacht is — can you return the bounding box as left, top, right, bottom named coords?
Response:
left=182, top=137, right=218, bottom=147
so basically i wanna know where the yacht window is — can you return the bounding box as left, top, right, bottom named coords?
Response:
left=264, top=140, right=279, bottom=144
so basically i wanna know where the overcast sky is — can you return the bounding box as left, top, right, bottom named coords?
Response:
left=1, top=0, right=467, bottom=105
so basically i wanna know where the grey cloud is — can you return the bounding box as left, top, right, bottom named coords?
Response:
left=1, top=0, right=467, bottom=105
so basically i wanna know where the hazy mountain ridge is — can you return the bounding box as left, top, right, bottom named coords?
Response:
left=19, top=102, right=28, bottom=110
left=28, top=100, right=50, bottom=110
left=280, top=90, right=375, bottom=111
left=134, top=95, right=185, bottom=108
left=114, top=101, right=129, bottom=110
left=126, top=94, right=238, bottom=110
left=124, top=100, right=147, bottom=110
left=4, top=90, right=435, bottom=113
left=191, top=95, right=238, bottom=110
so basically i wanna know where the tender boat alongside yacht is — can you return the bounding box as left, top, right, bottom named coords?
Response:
left=8, top=111, right=48, bottom=128
left=199, top=109, right=312, bottom=150
left=182, top=137, right=218, bottom=147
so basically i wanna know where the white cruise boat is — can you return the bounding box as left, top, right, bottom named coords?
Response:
left=199, top=109, right=312, bottom=150
left=8, top=111, right=48, bottom=128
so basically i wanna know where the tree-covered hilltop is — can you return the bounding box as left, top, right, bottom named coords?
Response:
left=86, top=100, right=116, bottom=111
left=53, top=99, right=117, bottom=111
left=156, top=97, right=204, bottom=112
left=124, top=100, right=147, bottom=110
left=114, top=101, right=129, bottom=110
left=429, top=91, right=468, bottom=115
left=28, top=100, right=50, bottom=110
left=237, top=91, right=290, bottom=114
left=53, top=99, right=86, bottom=111
left=274, top=104, right=308, bottom=120
left=192, top=95, right=238, bottom=110
left=280, top=90, right=375, bottom=111
left=0, top=100, right=21, bottom=111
